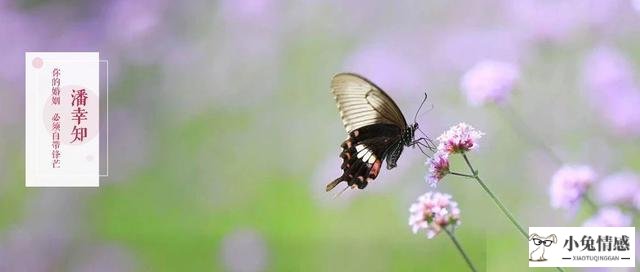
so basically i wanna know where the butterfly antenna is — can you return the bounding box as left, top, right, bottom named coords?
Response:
left=333, top=185, right=350, bottom=199
left=413, top=93, right=429, bottom=124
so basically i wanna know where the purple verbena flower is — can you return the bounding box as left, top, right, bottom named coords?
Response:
left=507, top=0, right=583, bottom=43
left=104, top=0, right=168, bottom=45
left=436, top=123, right=485, bottom=154
left=583, top=207, right=632, bottom=227
left=461, top=60, right=520, bottom=106
left=583, top=46, right=635, bottom=97
left=550, top=165, right=597, bottom=211
left=599, top=87, right=640, bottom=136
left=218, top=0, right=278, bottom=27
left=426, top=151, right=450, bottom=187
left=582, top=46, right=640, bottom=136
left=409, top=192, right=461, bottom=239
left=595, top=171, right=640, bottom=206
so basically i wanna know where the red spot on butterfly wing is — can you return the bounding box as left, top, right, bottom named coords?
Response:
left=368, top=160, right=382, bottom=179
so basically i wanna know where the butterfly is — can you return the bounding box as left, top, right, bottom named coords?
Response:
left=326, top=73, right=434, bottom=192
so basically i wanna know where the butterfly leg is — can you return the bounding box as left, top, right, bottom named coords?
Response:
left=413, top=141, right=430, bottom=156
left=410, top=137, right=437, bottom=152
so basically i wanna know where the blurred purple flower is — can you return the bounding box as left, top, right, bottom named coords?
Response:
left=0, top=190, right=83, bottom=271
left=216, top=0, right=281, bottom=58
left=425, top=151, right=450, bottom=187
left=507, top=0, right=583, bottom=43
left=409, top=191, right=461, bottom=239
left=436, top=123, right=485, bottom=154
left=582, top=46, right=640, bottom=136
left=69, top=244, right=137, bottom=272
left=0, top=7, right=43, bottom=84
left=0, top=2, right=113, bottom=79
left=101, top=0, right=171, bottom=66
left=218, top=0, right=279, bottom=28
left=599, top=87, right=640, bottom=135
left=595, top=171, right=640, bottom=206
left=583, top=207, right=632, bottom=227
left=460, top=60, right=520, bottom=106
left=175, top=0, right=282, bottom=112
left=549, top=165, right=597, bottom=211
left=103, top=0, right=168, bottom=46
left=220, top=229, right=268, bottom=272
left=0, top=226, right=67, bottom=272
left=577, top=0, right=625, bottom=28
left=634, top=192, right=640, bottom=210
left=344, top=40, right=425, bottom=99
left=430, top=28, right=525, bottom=74
left=507, top=0, right=628, bottom=42
left=583, top=46, right=635, bottom=96
left=508, top=0, right=630, bottom=42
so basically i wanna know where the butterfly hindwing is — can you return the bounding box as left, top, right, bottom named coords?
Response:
left=325, top=124, right=403, bottom=191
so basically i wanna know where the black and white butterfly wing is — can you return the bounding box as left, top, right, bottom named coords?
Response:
left=331, top=73, right=407, bottom=132
left=326, top=73, right=410, bottom=191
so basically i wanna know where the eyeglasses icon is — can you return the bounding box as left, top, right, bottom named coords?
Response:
left=532, top=238, right=553, bottom=247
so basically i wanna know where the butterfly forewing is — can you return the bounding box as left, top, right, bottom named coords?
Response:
left=331, top=73, right=407, bottom=133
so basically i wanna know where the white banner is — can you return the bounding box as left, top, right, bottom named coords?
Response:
left=25, top=52, right=100, bottom=187
left=529, top=227, right=635, bottom=268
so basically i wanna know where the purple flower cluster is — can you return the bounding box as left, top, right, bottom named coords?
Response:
left=461, top=60, right=520, bottom=106
left=409, top=192, right=461, bottom=239
left=582, top=46, right=640, bottom=136
left=436, top=123, right=485, bottom=154
left=549, top=165, right=640, bottom=227
left=507, top=0, right=583, bottom=43
left=411, top=124, right=485, bottom=238
left=549, top=165, right=597, bottom=211
left=583, top=207, right=632, bottom=227
left=594, top=171, right=640, bottom=206
left=426, top=151, right=450, bottom=187
left=508, top=0, right=626, bottom=43
left=425, top=123, right=484, bottom=186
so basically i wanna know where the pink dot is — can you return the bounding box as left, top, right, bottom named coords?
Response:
left=32, top=57, right=43, bottom=69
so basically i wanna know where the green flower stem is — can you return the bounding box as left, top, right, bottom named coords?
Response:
left=582, top=195, right=599, bottom=212
left=460, top=153, right=566, bottom=272
left=449, top=171, right=476, bottom=179
left=462, top=153, right=527, bottom=237
left=443, top=227, right=477, bottom=272
left=501, top=105, right=563, bottom=164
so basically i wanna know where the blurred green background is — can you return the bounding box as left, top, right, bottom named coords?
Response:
left=1, top=0, right=639, bottom=271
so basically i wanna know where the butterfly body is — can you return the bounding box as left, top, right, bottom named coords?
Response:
left=326, top=73, right=422, bottom=192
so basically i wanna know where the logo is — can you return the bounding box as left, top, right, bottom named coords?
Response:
left=529, top=233, right=557, bottom=261
left=529, top=227, right=635, bottom=268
